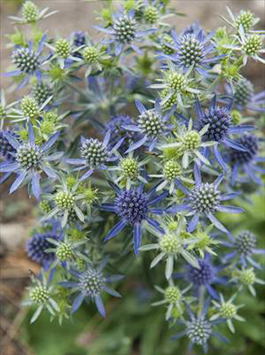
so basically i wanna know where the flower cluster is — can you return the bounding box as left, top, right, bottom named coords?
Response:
left=1, top=1, right=264, bottom=353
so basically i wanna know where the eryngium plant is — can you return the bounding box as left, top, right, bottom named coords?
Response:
left=1, top=1, right=264, bottom=353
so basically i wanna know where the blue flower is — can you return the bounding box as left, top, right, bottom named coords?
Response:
left=6, top=35, right=47, bottom=88
left=171, top=299, right=228, bottom=353
left=194, top=96, right=254, bottom=170
left=228, top=133, right=265, bottom=185
left=223, top=230, right=265, bottom=269
left=0, top=129, right=18, bottom=183
left=169, top=164, right=244, bottom=234
left=100, top=182, right=168, bottom=254
left=94, top=8, right=156, bottom=56
left=60, top=260, right=123, bottom=317
left=161, top=25, right=224, bottom=75
left=0, top=122, right=63, bottom=198
left=123, top=99, right=174, bottom=153
left=226, top=77, right=265, bottom=112
left=27, top=221, right=63, bottom=270
left=67, top=130, right=123, bottom=181
left=105, top=114, right=141, bottom=152
left=175, top=254, right=227, bottom=300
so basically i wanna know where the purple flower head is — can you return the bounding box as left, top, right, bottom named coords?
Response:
left=100, top=182, right=168, bottom=254
left=228, top=134, right=265, bottom=185
left=0, top=129, right=18, bottom=183
left=105, top=114, right=140, bottom=152
left=26, top=221, right=63, bottom=270
left=67, top=130, right=123, bottom=181
left=224, top=230, right=265, bottom=269
left=226, top=78, right=265, bottom=112
left=60, top=260, right=123, bottom=317
left=169, top=164, right=244, bottom=234
left=161, top=25, right=224, bottom=75
left=0, top=122, right=63, bottom=198
left=172, top=298, right=228, bottom=353
left=6, top=35, right=47, bottom=88
left=94, top=8, right=156, bottom=56
left=124, top=99, right=174, bottom=153
left=194, top=96, right=254, bottom=170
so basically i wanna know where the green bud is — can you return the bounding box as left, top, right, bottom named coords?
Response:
left=56, top=242, right=74, bottom=261
left=121, top=157, right=139, bottom=180
left=30, top=286, right=49, bottom=303
left=56, top=39, right=71, bottom=59
left=165, top=286, right=181, bottom=303
left=22, top=1, right=39, bottom=23
left=83, top=46, right=100, bottom=63
left=21, top=96, right=39, bottom=120
left=55, top=191, right=75, bottom=210
left=183, top=130, right=201, bottom=150
left=159, top=234, right=181, bottom=253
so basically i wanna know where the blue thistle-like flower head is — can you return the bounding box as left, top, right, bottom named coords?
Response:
left=6, top=36, right=47, bottom=87
left=0, top=123, right=62, bottom=198
left=78, top=268, right=106, bottom=297
left=235, top=231, right=256, bottom=256
left=100, top=183, right=168, bottom=254
left=80, top=138, right=110, bottom=168
left=105, top=114, right=139, bottom=151
left=94, top=8, right=156, bottom=55
left=172, top=298, right=228, bottom=353
left=60, top=260, right=123, bottom=317
left=187, top=259, right=215, bottom=286
left=198, top=106, right=232, bottom=142
left=26, top=222, right=63, bottom=270
left=230, top=134, right=258, bottom=165
left=190, top=182, right=221, bottom=214
left=224, top=230, right=265, bottom=269
left=0, top=129, right=17, bottom=160
left=162, top=26, right=224, bottom=74
left=170, top=164, right=244, bottom=234
left=186, top=318, right=212, bottom=345
left=115, top=189, right=148, bottom=225
left=12, top=47, right=39, bottom=74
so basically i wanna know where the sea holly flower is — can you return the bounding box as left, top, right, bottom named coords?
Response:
left=229, top=28, right=265, bottom=65
left=152, top=280, right=191, bottom=320
left=0, top=122, right=62, bottom=198
left=44, top=234, right=86, bottom=270
left=105, top=114, right=141, bottom=152
left=186, top=224, right=221, bottom=259
left=9, top=1, right=57, bottom=24
left=94, top=8, right=156, bottom=55
left=41, top=176, right=85, bottom=227
left=32, top=81, right=53, bottom=106
left=169, top=164, right=244, bottom=233
left=174, top=254, right=227, bottom=300
left=160, top=25, right=224, bottom=75
left=228, top=134, right=265, bottom=185
left=100, top=182, right=168, bottom=254
left=160, top=120, right=215, bottom=169
left=194, top=96, right=254, bottom=170
left=45, top=37, right=84, bottom=69
left=108, top=151, right=149, bottom=189
left=221, top=8, right=260, bottom=33
left=141, top=0, right=174, bottom=27
left=141, top=215, right=199, bottom=279
left=22, top=270, right=59, bottom=324
left=60, top=260, right=123, bottom=317
left=150, top=159, right=193, bottom=194
left=232, top=268, right=265, bottom=297
left=225, top=77, right=265, bottom=112
left=123, top=99, right=174, bottom=153
left=6, top=36, right=48, bottom=88
left=0, top=129, right=18, bottom=183
left=223, top=230, right=265, bottom=269
left=171, top=299, right=228, bottom=354
left=67, top=130, right=122, bottom=181
left=27, top=221, right=64, bottom=270
left=211, top=294, right=245, bottom=333
left=77, top=34, right=110, bottom=77
left=150, top=64, right=200, bottom=108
